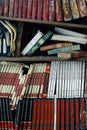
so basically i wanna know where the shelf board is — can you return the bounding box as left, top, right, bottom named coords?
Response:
left=0, top=56, right=87, bottom=62
left=0, top=16, right=87, bottom=29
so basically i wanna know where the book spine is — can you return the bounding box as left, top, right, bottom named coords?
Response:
left=47, top=99, right=51, bottom=130
left=31, top=99, right=36, bottom=130
left=75, top=99, right=80, bottom=130
left=55, top=0, right=63, bottom=21
left=77, top=0, right=87, bottom=17
left=36, top=99, right=41, bottom=130
left=22, top=0, right=28, bottom=18
left=62, top=0, right=72, bottom=21
left=0, top=0, right=3, bottom=16
left=69, top=99, right=75, bottom=130
left=27, top=0, right=32, bottom=19
left=32, top=0, right=38, bottom=19
left=69, top=0, right=80, bottom=19
left=14, top=0, right=19, bottom=17
left=80, top=98, right=85, bottom=129
left=49, top=0, right=55, bottom=21
left=61, top=99, right=65, bottom=130
left=4, top=0, right=9, bottom=16
left=65, top=99, right=69, bottom=130
left=56, top=99, right=61, bottom=130
left=43, top=99, right=48, bottom=130
left=9, top=0, right=14, bottom=17
left=37, top=0, right=43, bottom=20
left=43, top=0, right=49, bottom=21
left=18, top=0, right=23, bottom=18
left=39, top=99, right=44, bottom=130
left=48, top=45, right=80, bottom=55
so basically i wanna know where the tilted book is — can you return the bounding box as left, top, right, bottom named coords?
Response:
left=21, top=30, right=44, bottom=55
left=26, top=31, right=53, bottom=56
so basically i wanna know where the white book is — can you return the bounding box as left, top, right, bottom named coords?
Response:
left=54, top=27, right=87, bottom=38
left=21, top=30, right=44, bottom=55
left=51, top=34, right=87, bottom=44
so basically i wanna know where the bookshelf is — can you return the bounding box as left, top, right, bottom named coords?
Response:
left=0, top=1, right=87, bottom=129
left=0, top=16, right=87, bottom=61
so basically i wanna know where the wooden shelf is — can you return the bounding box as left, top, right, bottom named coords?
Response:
left=0, top=56, right=87, bottom=62
left=0, top=16, right=87, bottom=29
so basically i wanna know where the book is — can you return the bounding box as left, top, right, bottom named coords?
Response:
left=51, top=34, right=87, bottom=44
left=69, top=0, right=80, bottom=19
left=65, top=100, right=69, bottom=130
left=40, top=42, right=73, bottom=51
left=56, top=99, right=61, bottom=129
left=27, top=0, right=32, bottom=19
left=14, top=0, right=19, bottom=17
left=21, top=30, right=44, bottom=56
left=55, top=0, right=63, bottom=21
left=32, top=99, right=37, bottom=130
left=22, top=0, right=28, bottom=18
left=54, top=27, right=87, bottom=38
left=18, top=0, right=23, bottom=18
left=77, top=0, right=87, bottom=17
left=48, top=45, right=81, bottom=55
left=9, top=0, right=14, bottom=17
left=0, top=0, right=3, bottom=16
left=26, top=31, right=53, bottom=56
left=62, top=0, right=72, bottom=21
left=49, top=0, right=55, bottom=21
left=32, top=0, right=37, bottom=19
left=37, top=0, right=43, bottom=20
left=4, top=0, right=9, bottom=16
left=43, top=0, right=49, bottom=20
left=15, top=22, right=24, bottom=56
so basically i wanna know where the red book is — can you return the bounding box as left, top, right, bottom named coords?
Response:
left=18, top=0, right=23, bottom=18
left=75, top=99, right=80, bottom=130
left=39, top=99, right=44, bottom=130
left=69, top=99, right=74, bottom=130
left=80, top=98, right=85, bottom=129
left=49, top=0, right=55, bottom=21
left=55, top=0, right=63, bottom=21
left=43, top=99, right=47, bottom=130
left=32, top=99, right=37, bottom=130
left=61, top=99, right=65, bottom=130
left=51, top=99, right=54, bottom=130
left=9, top=0, right=14, bottom=17
left=37, top=0, right=43, bottom=20
left=56, top=99, right=61, bottom=130
left=14, top=0, right=19, bottom=17
left=32, top=0, right=38, bottom=19
left=43, top=0, right=49, bottom=21
left=22, top=0, right=28, bottom=18
left=4, top=0, right=9, bottom=16
left=36, top=99, right=41, bottom=130
left=47, top=100, right=51, bottom=130
left=65, top=100, right=69, bottom=130
left=27, top=0, right=32, bottom=19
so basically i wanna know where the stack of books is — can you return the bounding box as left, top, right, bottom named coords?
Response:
left=0, top=0, right=87, bottom=22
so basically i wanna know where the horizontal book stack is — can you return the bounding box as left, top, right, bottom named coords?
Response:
left=40, top=27, right=87, bottom=59
left=0, top=0, right=87, bottom=22
left=0, top=20, right=23, bottom=57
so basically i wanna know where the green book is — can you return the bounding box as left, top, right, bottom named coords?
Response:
left=48, top=45, right=81, bottom=55
left=26, top=31, right=53, bottom=56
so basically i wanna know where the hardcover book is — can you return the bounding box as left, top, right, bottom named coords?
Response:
left=27, top=0, right=32, bottom=19
left=4, top=0, right=9, bottom=16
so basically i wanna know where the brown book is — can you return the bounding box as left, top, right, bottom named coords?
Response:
left=62, top=0, right=72, bottom=21
left=9, top=0, right=14, bottom=17
left=14, top=0, right=19, bottom=17
left=22, top=0, right=28, bottom=18
left=37, top=0, right=43, bottom=20
left=77, top=0, right=87, bottom=17
left=32, top=0, right=38, bottom=19
left=49, top=0, right=55, bottom=21
left=43, top=0, right=49, bottom=21
left=27, top=0, right=32, bottom=19
left=4, top=0, right=9, bottom=16
left=55, top=0, right=63, bottom=21
left=40, top=42, right=73, bottom=51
